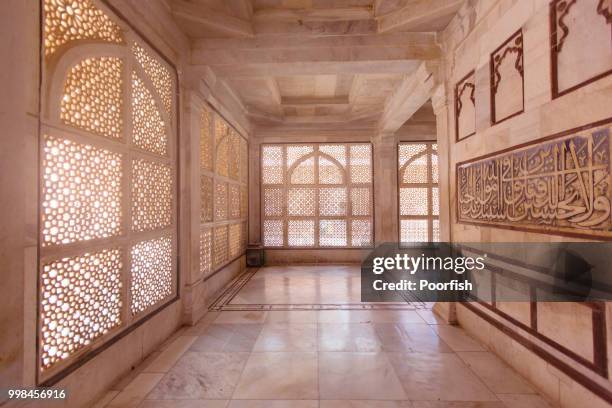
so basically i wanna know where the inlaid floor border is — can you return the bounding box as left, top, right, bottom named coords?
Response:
left=208, top=267, right=427, bottom=311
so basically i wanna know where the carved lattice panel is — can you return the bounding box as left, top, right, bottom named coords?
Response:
left=228, top=131, right=241, bottom=181
left=131, top=159, right=172, bottom=232
left=291, top=157, right=316, bottom=184
left=400, top=188, right=429, bottom=216
left=319, top=220, right=347, bottom=247
left=133, top=43, right=173, bottom=116
left=287, top=145, right=314, bottom=167
left=264, top=188, right=283, bottom=217
left=350, top=188, right=370, bottom=216
left=200, top=107, right=213, bottom=171
left=215, top=120, right=230, bottom=177
left=399, top=144, right=428, bottom=183
left=130, top=236, right=173, bottom=315
left=43, top=0, right=124, bottom=58
left=199, top=108, right=248, bottom=273
left=400, top=219, right=429, bottom=243
left=457, top=121, right=612, bottom=238
left=199, top=228, right=212, bottom=277
left=229, top=223, right=241, bottom=258
left=263, top=220, right=284, bottom=247
left=262, top=143, right=372, bottom=248
left=491, top=30, right=524, bottom=124
left=240, top=186, right=248, bottom=218
left=432, top=187, right=439, bottom=216
left=200, top=175, right=213, bottom=223
left=131, top=72, right=167, bottom=156
left=551, top=0, right=612, bottom=98
left=213, top=225, right=228, bottom=267
left=350, top=144, right=372, bottom=183
left=229, top=184, right=240, bottom=219
left=288, top=188, right=316, bottom=216
left=240, top=138, right=248, bottom=183
left=399, top=142, right=438, bottom=243
left=432, top=146, right=438, bottom=183
left=42, top=135, right=123, bottom=246
left=215, top=181, right=228, bottom=221
left=320, top=187, right=347, bottom=216
left=288, top=220, right=315, bottom=247
left=262, top=146, right=284, bottom=184
left=319, top=157, right=344, bottom=184
left=351, top=219, right=371, bottom=247
left=61, top=57, right=123, bottom=140
left=40, top=248, right=122, bottom=370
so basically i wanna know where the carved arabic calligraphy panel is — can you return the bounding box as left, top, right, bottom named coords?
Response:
left=457, top=120, right=612, bottom=238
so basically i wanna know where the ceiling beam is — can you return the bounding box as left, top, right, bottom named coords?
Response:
left=377, top=0, right=464, bottom=33
left=191, top=33, right=440, bottom=67
left=171, top=0, right=254, bottom=38
left=253, top=6, right=373, bottom=22
left=281, top=96, right=350, bottom=107
left=205, top=60, right=422, bottom=78
left=379, top=60, right=439, bottom=134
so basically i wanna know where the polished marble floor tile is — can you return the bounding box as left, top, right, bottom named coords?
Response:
left=319, top=352, right=407, bottom=400
left=228, top=400, right=318, bottom=408
left=233, top=352, right=318, bottom=399
left=140, top=401, right=229, bottom=408
left=214, top=311, right=268, bottom=324
left=265, top=310, right=319, bottom=323
left=253, top=323, right=317, bottom=351
left=107, top=373, right=164, bottom=408
left=91, top=265, right=552, bottom=408
left=496, top=394, right=554, bottom=408
left=190, top=324, right=263, bottom=353
left=318, top=323, right=382, bottom=352
left=457, top=352, right=536, bottom=394
left=432, top=325, right=486, bottom=352
left=147, top=352, right=249, bottom=400
left=411, top=402, right=505, bottom=408
left=320, top=400, right=413, bottom=408
left=388, top=352, right=497, bottom=401
left=374, top=323, right=452, bottom=353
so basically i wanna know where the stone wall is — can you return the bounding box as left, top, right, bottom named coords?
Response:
left=438, top=0, right=612, bottom=406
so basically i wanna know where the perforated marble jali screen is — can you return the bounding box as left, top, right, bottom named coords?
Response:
left=261, top=143, right=373, bottom=248
left=398, top=142, right=439, bottom=243
left=39, top=0, right=177, bottom=379
left=198, top=105, right=248, bottom=280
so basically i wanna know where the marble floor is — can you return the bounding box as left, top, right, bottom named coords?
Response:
left=94, top=266, right=556, bottom=408
left=216, top=265, right=421, bottom=310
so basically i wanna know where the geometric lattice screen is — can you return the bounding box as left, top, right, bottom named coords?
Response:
left=39, top=0, right=177, bottom=380
left=199, top=105, right=248, bottom=280
left=261, top=143, right=373, bottom=248
left=398, top=142, right=439, bottom=242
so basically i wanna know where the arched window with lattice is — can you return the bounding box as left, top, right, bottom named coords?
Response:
left=398, top=142, right=439, bottom=243
left=39, top=0, right=177, bottom=383
left=262, top=143, right=373, bottom=248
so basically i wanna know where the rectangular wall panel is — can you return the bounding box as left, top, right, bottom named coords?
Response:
left=457, top=119, right=612, bottom=238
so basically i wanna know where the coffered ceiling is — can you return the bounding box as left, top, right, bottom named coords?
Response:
left=168, top=0, right=464, bottom=131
